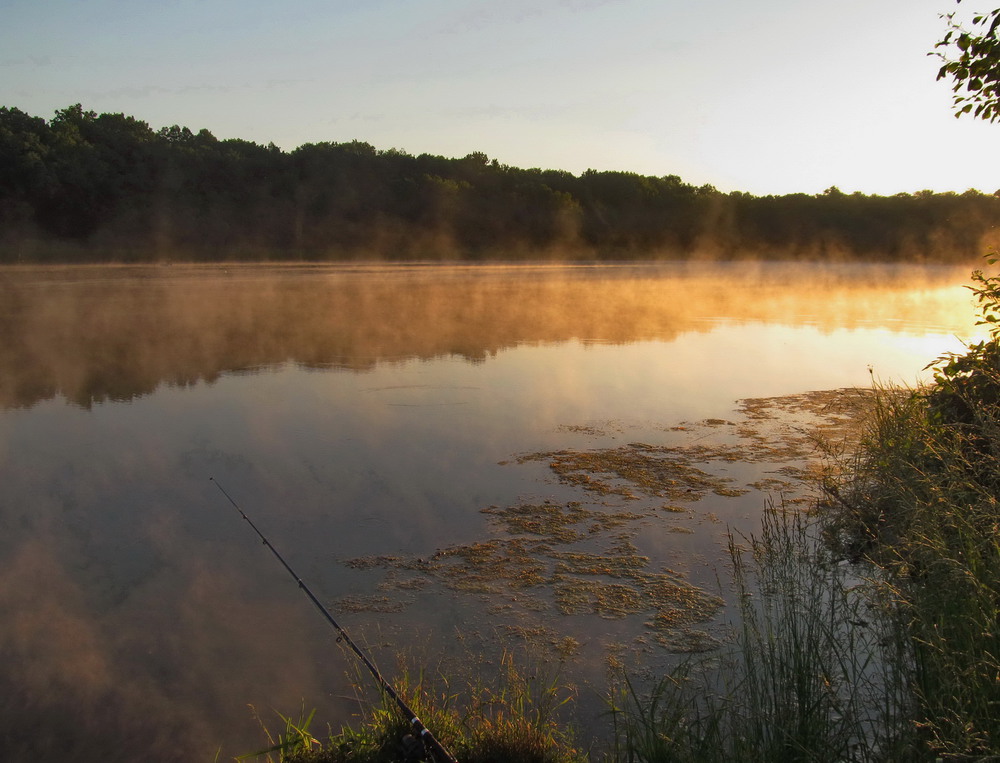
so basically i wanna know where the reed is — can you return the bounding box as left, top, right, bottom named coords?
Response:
left=608, top=503, right=912, bottom=763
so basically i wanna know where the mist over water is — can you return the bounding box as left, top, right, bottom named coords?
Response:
left=0, top=262, right=983, bottom=761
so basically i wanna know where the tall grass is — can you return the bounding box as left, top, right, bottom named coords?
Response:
left=242, top=704, right=322, bottom=762
left=827, top=381, right=1000, bottom=755
left=275, top=648, right=586, bottom=763
left=609, top=503, right=913, bottom=763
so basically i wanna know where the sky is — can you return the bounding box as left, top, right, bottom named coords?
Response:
left=2, top=0, right=998, bottom=196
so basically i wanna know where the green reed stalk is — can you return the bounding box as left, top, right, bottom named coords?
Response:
left=609, top=502, right=911, bottom=763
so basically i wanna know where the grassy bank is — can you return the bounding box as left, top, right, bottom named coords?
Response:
left=244, top=267, right=1000, bottom=762
left=247, top=650, right=586, bottom=763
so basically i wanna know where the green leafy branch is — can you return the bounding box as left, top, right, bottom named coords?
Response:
left=934, top=2, right=1000, bottom=122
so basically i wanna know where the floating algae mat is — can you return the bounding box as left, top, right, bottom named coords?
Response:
left=342, top=387, right=874, bottom=656
left=482, top=500, right=643, bottom=542
left=517, top=444, right=750, bottom=500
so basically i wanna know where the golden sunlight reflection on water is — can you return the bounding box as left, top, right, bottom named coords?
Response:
left=0, top=261, right=988, bottom=760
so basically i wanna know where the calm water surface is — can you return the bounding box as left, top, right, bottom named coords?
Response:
left=0, top=262, right=983, bottom=761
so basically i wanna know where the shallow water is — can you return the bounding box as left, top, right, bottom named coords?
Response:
left=0, top=261, right=983, bottom=760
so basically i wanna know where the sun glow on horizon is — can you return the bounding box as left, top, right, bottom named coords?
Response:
left=2, top=0, right=998, bottom=196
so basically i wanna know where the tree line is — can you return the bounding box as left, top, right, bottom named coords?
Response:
left=1, top=104, right=998, bottom=263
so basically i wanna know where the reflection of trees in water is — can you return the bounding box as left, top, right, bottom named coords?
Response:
left=0, top=263, right=974, bottom=409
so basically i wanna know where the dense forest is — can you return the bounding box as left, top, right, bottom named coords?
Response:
left=1, top=104, right=998, bottom=263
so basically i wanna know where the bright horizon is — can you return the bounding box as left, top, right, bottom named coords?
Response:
left=3, top=0, right=998, bottom=196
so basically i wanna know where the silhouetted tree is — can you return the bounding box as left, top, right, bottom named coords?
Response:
left=0, top=104, right=998, bottom=263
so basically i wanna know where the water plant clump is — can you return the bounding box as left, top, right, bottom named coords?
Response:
left=481, top=500, right=642, bottom=543
left=340, top=383, right=868, bottom=672
left=343, top=528, right=724, bottom=655
left=548, top=538, right=723, bottom=628
left=517, top=444, right=748, bottom=500
left=247, top=384, right=911, bottom=760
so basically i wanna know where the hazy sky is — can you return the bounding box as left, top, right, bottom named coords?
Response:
left=2, top=0, right=997, bottom=195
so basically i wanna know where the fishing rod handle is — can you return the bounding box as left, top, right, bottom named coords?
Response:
left=416, top=723, right=458, bottom=763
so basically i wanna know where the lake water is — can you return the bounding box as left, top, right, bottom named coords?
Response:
left=0, top=261, right=984, bottom=761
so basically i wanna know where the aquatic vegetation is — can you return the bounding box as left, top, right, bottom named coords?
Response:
left=517, top=443, right=746, bottom=500
left=345, top=531, right=722, bottom=650
left=376, top=574, right=431, bottom=593
left=334, top=595, right=408, bottom=614
left=431, top=540, right=550, bottom=593
left=549, top=537, right=649, bottom=578
left=342, top=384, right=865, bottom=667
left=255, top=378, right=905, bottom=762
left=479, top=501, right=640, bottom=544
left=643, top=616, right=718, bottom=653
left=553, top=576, right=645, bottom=619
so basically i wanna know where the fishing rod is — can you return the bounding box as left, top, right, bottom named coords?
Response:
left=210, top=477, right=458, bottom=763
